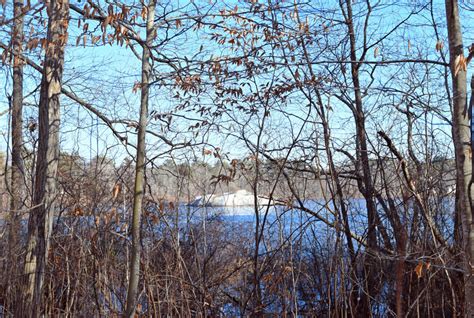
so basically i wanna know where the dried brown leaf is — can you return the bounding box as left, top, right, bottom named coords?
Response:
left=415, top=262, right=423, bottom=279
left=454, top=54, right=467, bottom=76
left=112, top=184, right=121, bottom=199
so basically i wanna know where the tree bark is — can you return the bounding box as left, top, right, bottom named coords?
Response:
left=125, top=0, right=155, bottom=316
left=9, top=0, right=25, bottom=310
left=10, top=0, right=25, bottom=245
left=445, top=0, right=474, bottom=316
left=23, top=0, right=69, bottom=316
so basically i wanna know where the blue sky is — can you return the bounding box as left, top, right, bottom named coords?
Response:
left=0, top=0, right=468, bottom=167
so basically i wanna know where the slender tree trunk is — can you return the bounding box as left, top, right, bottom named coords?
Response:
left=23, top=0, right=69, bottom=316
left=445, top=0, right=474, bottom=316
left=394, top=230, right=406, bottom=317
left=9, top=0, right=25, bottom=310
left=343, top=0, right=379, bottom=315
left=125, top=1, right=155, bottom=316
left=10, top=0, right=25, bottom=247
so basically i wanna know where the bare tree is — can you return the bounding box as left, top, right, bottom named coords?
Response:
left=125, top=0, right=156, bottom=316
left=6, top=0, right=25, bottom=310
left=445, top=0, right=474, bottom=316
left=23, top=0, right=69, bottom=315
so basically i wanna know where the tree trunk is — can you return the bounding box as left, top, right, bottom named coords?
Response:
left=445, top=0, right=474, bottom=316
left=23, top=0, right=69, bottom=316
left=9, top=0, right=25, bottom=310
left=342, top=0, right=379, bottom=315
left=125, top=1, right=155, bottom=316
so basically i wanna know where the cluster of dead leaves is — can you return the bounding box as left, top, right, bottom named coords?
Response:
left=415, top=261, right=431, bottom=279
